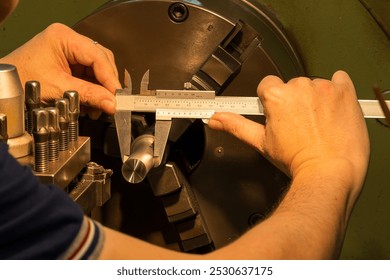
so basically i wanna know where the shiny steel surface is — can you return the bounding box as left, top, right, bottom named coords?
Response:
left=18, top=137, right=91, bottom=189
left=47, top=107, right=60, bottom=161
left=63, top=90, right=80, bottom=142
left=0, top=64, right=25, bottom=138
left=63, top=90, right=80, bottom=121
left=25, top=81, right=41, bottom=135
left=55, top=98, right=70, bottom=151
left=360, top=100, right=390, bottom=119
left=32, top=108, right=49, bottom=172
left=69, top=162, right=112, bottom=214
left=117, top=94, right=388, bottom=118
left=7, top=132, right=32, bottom=159
left=122, top=135, right=155, bottom=183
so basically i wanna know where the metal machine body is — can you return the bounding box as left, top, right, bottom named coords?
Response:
left=74, top=0, right=389, bottom=252
left=73, top=0, right=304, bottom=251
left=1, top=0, right=390, bottom=260
left=0, top=64, right=111, bottom=215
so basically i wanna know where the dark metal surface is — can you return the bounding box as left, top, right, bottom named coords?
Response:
left=74, top=0, right=302, bottom=251
left=0, top=113, right=7, bottom=143
left=70, top=162, right=113, bottom=214
left=1, top=0, right=389, bottom=261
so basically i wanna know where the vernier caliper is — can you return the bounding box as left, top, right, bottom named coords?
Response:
left=115, top=70, right=389, bottom=183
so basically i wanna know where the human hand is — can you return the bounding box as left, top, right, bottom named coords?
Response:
left=208, top=71, right=370, bottom=190
left=0, top=23, right=121, bottom=119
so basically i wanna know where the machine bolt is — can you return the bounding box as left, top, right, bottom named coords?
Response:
left=168, top=2, right=189, bottom=23
left=63, top=90, right=80, bottom=142
left=0, top=113, right=8, bottom=143
left=25, top=81, right=41, bottom=134
left=214, top=146, right=225, bottom=158
left=55, top=98, right=70, bottom=151
left=46, top=107, right=60, bottom=161
left=32, top=108, right=49, bottom=172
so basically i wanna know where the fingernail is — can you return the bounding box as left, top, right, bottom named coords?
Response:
left=101, top=98, right=116, bottom=114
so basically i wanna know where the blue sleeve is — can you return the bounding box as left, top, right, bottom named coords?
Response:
left=0, top=142, right=104, bottom=259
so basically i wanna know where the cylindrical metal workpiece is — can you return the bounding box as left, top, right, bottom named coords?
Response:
left=55, top=98, right=70, bottom=151
left=46, top=107, right=60, bottom=161
left=63, top=90, right=80, bottom=142
left=0, top=64, right=25, bottom=138
left=32, top=108, right=49, bottom=172
left=25, top=81, right=41, bottom=135
left=0, top=113, right=8, bottom=143
left=122, top=134, right=155, bottom=184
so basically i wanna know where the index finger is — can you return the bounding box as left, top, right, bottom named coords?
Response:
left=58, top=25, right=121, bottom=92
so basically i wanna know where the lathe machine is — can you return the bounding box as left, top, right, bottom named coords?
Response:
left=2, top=0, right=389, bottom=256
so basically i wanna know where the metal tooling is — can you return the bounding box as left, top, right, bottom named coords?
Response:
left=18, top=136, right=91, bottom=190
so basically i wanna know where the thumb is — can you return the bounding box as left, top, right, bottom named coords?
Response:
left=208, top=112, right=265, bottom=153
left=64, top=77, right=117, bottom=115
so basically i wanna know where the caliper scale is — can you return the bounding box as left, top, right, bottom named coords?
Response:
left=115, top=71, right=389, bottom=184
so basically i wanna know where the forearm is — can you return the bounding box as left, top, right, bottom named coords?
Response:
left=266, top=169, right=353, bottom=259
left=210, top=160, right=359, bottom=259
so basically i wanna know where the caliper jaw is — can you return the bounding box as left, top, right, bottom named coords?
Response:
left=114, top=88, right=133, bottom=163
left=115, top=70, right=172, bottom=183
left=115, top=68, right=133, bottom=164
left=115, top=69, right=218, bottom=183
left=154, top=117, right=172, bottom=167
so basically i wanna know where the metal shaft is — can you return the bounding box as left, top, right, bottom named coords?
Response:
left=63, top=90, right=80, bottom=142
left=32, top=108, right=49, bottom=172
left=25, top=81, right=41, bottom=134
left=122, top=134, right=155, bottom=184
left=0, top=64, right=25, bottom=138
left=55, top=98, right=70, bottom=151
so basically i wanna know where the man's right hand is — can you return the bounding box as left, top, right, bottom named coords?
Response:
left=208, top=71, right=370, bottom=195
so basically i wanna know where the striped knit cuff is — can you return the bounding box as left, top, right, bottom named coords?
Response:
left=59, top=216, right=105, bottom=260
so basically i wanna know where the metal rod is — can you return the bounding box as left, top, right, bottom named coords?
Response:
left=373, top=86, right=390, bottom=127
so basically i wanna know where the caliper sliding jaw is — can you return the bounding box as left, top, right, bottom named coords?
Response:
left=115, top=70, right=213, bottom=183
